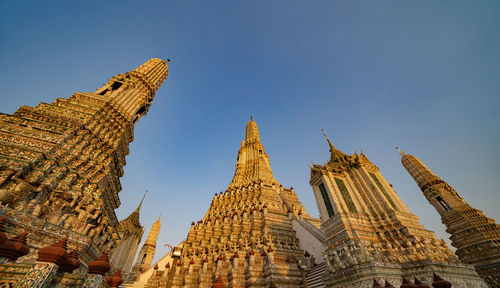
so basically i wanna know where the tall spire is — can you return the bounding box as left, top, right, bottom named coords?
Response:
left=105, top=58, right=169, bottom=122
left=400, top=150, right=500, bottom=286
left=120, top=191, right=147, bottom=229
left=321, top=129, right=344, bottom=162
left=129, top=213, right=162, bottom=280
left=145, top=215, right=161, bottom=247
left=134, top=190, right=148, bottom=214
left=396, top=147, right=405, bottom=156
left=321, top=129, right=337, bottom=154
left=399, top=151, right=441, bottom=191
left=245, top=116, right=261, bottom=143
left=228, top=118, right=277, bottom=188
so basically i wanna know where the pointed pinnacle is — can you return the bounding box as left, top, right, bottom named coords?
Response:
left=396, top=147, right=405, bottom=156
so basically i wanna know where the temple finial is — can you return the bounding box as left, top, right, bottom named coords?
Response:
left=321, top=129, right=337, bottom=153
left=245, top=117, right=260, bottom=142
left=396, top=147, right=405, bottom=156
left=135, top=190, right=147, bottom=212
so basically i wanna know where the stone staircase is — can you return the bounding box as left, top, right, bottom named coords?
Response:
left=305, top=262, right=326, bottom=288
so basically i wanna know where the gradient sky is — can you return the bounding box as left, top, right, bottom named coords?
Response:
left=1, top=1, right=499, bottom=264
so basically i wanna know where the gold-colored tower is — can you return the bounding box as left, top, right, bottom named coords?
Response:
left=143, top=118, right=321, bottom=288
left=0, top=58, right=168, bottom=264
left=129, top=214, right=162, bottom=282
left=308, top=131, right=487, bottom=287
left=400, top=149, right=500, bottom=287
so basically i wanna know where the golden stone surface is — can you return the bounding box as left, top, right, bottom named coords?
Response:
left=307, top=132, right=488, bottom=287
left=141, top=119, right=319, bottom=288
left=401, top=151, right=500, bottom=287
left=0, top=58, right=168, bottom=266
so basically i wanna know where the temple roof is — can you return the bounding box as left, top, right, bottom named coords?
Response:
left=310, top=130, right=377, bottom=181
left=118, top=193, right=146, bottom=232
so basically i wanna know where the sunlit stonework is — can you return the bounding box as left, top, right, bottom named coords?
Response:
left=308, top=131, right=488, bottom=288
left=400, top=149, right=500, bottom=287
left=135, top=118, right=324, bottom=288
left=110, top=195, right=146, bottom=276
left=0, top=58, right=168, bottom=270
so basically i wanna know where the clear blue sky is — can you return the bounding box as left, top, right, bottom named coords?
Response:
left=1, top=1, right=499, bottom=264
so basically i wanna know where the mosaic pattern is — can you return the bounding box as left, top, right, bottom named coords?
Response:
left=82, top=274, right=104, bottom=288
left=334, top=178, right=357, bottom=213
left=0, top=263, right=31, bottom=287
left=318, top=183, right=335, bottom=217
left=368, top=172, right=398, bottom=211
left=15, top=262, right=58, bottom=288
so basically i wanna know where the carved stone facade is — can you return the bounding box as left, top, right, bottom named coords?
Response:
left=308, top=131, right=488, bottom=288
left=0, top=58, right=168, bottom=266
left=140, top=118, right=319, bottom=288
left=400, top=149, right=500, bottom=287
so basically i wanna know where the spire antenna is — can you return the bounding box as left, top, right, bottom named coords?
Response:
left=321, top=129, right=337, bottom=153
left=135, top=190, right=148, bottom=212
left=396, top=147, right=405, bottom=156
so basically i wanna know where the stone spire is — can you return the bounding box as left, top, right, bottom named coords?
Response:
left=228, top=117, right=278, bottom=188
left=145, top=215, right=161, bottom=247
left=104, top=58, right=169, bottom=122
left=322, top=129, right=339, bottom=156
left=399, top=149, right=500, bottom=286
left=137, top=119, right=318, bottom=288
left=399, top=150, right=442, bottom=192
left=127, top=214, right=162, bottom=281
left=0, top=58, right=168, bottom=265
left=245, top=116, right=260, bottom=143
left=122, top=191, right=147, bottom=230
left=308, top=140, right=487, bottom=287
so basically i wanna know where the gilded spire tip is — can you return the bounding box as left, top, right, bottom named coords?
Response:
left=134, top=190, right=148, bottom=213
left=321, top=129, right=336, bottom=152
left=396, top=147, right=405, bottom=156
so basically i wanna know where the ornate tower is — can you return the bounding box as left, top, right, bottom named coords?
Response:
left=129, top=215, right=161, bottom=281
left=144, top=118, right=320, bottom=288
left=308, top=131, right=487, bottom=287
left=399, top=149, right=500, bottom=287
left=0, top=58, right=168, bottom=264
left=110, top=195, right=146, bottom=274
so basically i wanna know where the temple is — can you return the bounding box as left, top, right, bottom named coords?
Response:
left=400, top=149, right=500, bottom=287
left=136, top=118, right=324, bottom=288
left=0, top=58, right=168, bottom=284
left=307, top=130, right=487, bottom=287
